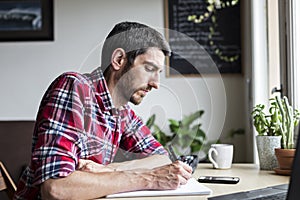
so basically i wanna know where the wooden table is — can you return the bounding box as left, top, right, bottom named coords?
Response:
left=102, top=163, right=290, bottom=200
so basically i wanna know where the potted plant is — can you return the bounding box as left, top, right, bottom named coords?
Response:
left=251, top=95, right=300, bottom=172
left=251, top=97, right=284, bottom=170
left=273, top=95, right=300, bottom=175
left=146, top=110, right=207, bottom=158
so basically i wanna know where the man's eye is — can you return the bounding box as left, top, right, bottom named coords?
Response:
left=145, top=65, right=155, bottom=72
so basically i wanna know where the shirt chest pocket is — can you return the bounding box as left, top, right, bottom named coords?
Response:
left=77, top=114, right=122, bottom=162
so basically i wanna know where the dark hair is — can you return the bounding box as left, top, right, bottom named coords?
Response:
left=101, top=21, right=171, bottom=72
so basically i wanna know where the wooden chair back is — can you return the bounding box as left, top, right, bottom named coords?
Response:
left=0, top=161, right=17, bottom=200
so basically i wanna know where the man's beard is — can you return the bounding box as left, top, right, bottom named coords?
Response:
left=130, top=95, right=141, bottom=105
left=129, top=90, right=145, bottom=105
left=129, top=86, right=152, bottom=105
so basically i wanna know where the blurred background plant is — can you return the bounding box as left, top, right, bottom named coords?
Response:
left=146, top=110, right=246, bottom=162
left=146, top=110, right=207, bottom=155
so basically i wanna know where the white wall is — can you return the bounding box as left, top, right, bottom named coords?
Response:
left=0, top=0, right=247, bottom=161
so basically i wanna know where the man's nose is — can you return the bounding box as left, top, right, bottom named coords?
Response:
left=149, top=81, right=159, bottom=89
left=148, top=73, right=160, bottom=89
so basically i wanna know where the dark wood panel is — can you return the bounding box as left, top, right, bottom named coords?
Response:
left=0, top=121, right=34, bottom=183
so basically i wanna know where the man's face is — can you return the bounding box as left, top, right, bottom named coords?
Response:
left=117, top=47, right=165, bottom=105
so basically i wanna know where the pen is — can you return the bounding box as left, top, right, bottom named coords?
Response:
left=167, top=144, right=178, bottom=162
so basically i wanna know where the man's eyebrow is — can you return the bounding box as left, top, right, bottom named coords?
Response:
left=144, top=61, right=162, bottom=70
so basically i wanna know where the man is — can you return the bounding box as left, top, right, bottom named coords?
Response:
left=14, top=21, right=192, bottom=200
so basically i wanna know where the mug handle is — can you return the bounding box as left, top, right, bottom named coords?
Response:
left=208, top=148, right=219, bottom=168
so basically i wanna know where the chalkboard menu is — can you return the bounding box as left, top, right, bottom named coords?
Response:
left=164, top=0, right=241, bottom=76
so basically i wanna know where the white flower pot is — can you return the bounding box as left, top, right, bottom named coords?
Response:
left=256, top=135, right=282, bottom=170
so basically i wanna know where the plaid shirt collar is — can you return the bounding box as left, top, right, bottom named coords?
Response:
left=87, top=67, right=129, bottom=116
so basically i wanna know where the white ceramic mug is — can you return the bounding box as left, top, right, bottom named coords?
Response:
left=208, top=144, right=233, bottom=169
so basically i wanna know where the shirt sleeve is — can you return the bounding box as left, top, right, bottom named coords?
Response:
left=31, top=73, right=87, bottom=185
left=119, top=109, right=168, bottom=159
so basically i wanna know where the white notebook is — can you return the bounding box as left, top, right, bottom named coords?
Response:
left=106, top=178, right=212, bottom=198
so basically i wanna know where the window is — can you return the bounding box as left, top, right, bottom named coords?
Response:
left=278, top=0, right=299, bottom=108
left=278, top=0, right=300, bottom=136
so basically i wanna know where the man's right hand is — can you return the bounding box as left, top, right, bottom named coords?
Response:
left=143, top=160, right=193, bottom=190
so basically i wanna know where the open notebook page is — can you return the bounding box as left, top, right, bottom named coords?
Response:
left=106, top=178, right=212, bottom=198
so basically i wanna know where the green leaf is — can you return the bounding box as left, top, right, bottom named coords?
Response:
left=145, top=114, right=155, bottom=128
left=195, top=129, right=206, bottom=141
left=169, top=119, right=180, bottom=133
left=152, top=124, right=170, bottom=146
left=191, top=140, right=202, bottom=153
left=181, top=110, right=204, bottom=127
left=169, top=119, right=180, bottom=126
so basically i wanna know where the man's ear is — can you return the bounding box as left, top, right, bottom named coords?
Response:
left=111, top=48, right=126, bottom=70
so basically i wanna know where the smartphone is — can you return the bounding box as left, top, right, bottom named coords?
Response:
left=198, top=176, right=240, bottom=184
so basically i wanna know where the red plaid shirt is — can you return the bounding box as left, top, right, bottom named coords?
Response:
left=14, top=68, right=167, bottom=199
